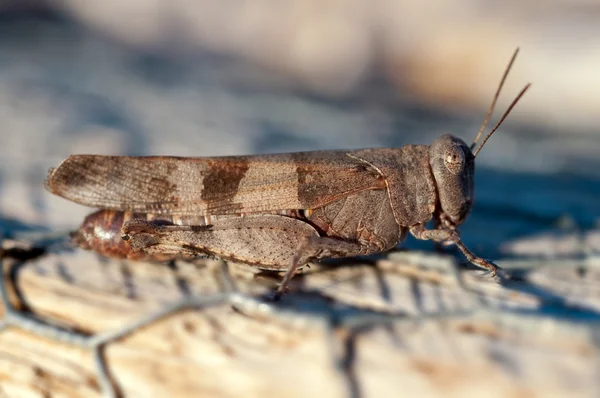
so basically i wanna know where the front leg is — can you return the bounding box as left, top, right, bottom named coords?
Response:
left=431, top=217, right=450, bottom=253
left=409, top=224, right=498, bottom=275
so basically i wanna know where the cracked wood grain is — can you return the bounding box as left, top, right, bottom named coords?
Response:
left=0, top=241, right=598, bottom=398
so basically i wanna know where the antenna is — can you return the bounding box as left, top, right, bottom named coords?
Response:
left=472, top=83, right=531, bottom=157
left=470, top=48, right=520, bottom=151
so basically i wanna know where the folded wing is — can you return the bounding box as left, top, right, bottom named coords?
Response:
left=46, top=152, right=386, bottom=216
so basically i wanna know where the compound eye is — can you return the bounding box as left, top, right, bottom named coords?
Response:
left=444, top=146, right=465, bottom=175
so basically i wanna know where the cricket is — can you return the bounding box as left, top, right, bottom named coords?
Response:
left=46, top=49, right=530, bottom=298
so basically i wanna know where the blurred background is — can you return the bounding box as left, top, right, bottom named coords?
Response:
left=0, top=0, right=598, bottom=259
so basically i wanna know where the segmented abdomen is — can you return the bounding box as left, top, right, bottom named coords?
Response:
left=72, top=210, right=178, bottom=261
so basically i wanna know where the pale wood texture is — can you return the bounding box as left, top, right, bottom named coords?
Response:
left=0, top=238, right=598, bottom=398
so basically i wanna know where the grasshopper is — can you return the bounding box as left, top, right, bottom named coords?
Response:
left=46, top=49, right=530, bottom=297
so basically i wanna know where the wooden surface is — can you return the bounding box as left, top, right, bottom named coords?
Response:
left=0, top=238, right=598, bottom=398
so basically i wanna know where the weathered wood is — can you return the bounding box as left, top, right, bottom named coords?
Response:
left=0, top=239, right=598, bottom=398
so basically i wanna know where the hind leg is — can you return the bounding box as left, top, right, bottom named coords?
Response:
left=122, top=214, right=322, bottom=271
left=123, top=215, right=367, bottom=295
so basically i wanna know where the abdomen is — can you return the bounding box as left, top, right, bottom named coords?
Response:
left=72, top=210, right=183, bottom=261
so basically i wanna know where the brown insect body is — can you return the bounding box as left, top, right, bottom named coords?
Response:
left=55, top=138, right=473, bottom=269
left=47, top=50, right=530, bottom=296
